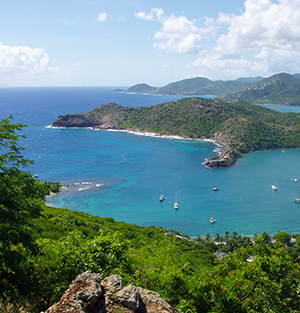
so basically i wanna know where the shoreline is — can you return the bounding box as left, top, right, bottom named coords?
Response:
left=49, top=125, right=226, bottom=167
left=49, top=124, right=223, bottom=151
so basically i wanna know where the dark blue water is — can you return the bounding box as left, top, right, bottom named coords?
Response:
left=1, top=87, right=300, bottom=237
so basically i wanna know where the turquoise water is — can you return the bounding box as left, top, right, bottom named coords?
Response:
left=1, top=87, right=300, bottom=237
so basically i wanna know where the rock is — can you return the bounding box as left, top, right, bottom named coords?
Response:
left=42, top=271, right=177, bottom=313
left=43, top=271, right=104, bottom=313
left=116, top=284, right=144, bottom=311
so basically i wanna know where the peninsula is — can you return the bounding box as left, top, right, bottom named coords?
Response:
left=52, top=97, right=300, bottom=168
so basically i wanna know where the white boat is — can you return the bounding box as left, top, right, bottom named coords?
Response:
left=213, top=180, right=219, bottom=191
left=159, top=191, right=165, bottom=201
left=272, top=180, right=277, bottom=190
left=295, top=191, right=300, bottom=202
left=210, top=217, right=216, bottom=224
left=174, top=193, right=179, bottom=209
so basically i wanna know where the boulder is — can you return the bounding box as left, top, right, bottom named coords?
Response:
left=42, top=271, right=177, bottom=313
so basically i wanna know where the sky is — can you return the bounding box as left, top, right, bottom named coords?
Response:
left=1, top=0, right=300, bottom=87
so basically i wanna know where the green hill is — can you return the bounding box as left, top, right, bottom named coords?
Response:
left=114, top=83, right=157, bottom=93
left=52, top=97, right=300, bottom=167
left=114, top=76, right=263, bottom=96
left=154, top=76, right=263, bottom=95
left=221, top=73, right=300, bottom=105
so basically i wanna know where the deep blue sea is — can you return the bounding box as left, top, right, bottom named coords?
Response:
left=1, top=87, right=300, bottom=238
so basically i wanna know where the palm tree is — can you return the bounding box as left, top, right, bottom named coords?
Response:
left=231, top=231, right=238, bottom=240
left=223, top=231, right=230, bottom=242
left=204, top=233, right=211, bottom=242
left=214, top=233, right=221, bottom=243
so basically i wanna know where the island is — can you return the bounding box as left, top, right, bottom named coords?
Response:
left=52, top=97, right=300, bottom=168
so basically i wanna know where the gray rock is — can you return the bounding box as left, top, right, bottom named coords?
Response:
left=43, top=271, right=177, bottom=313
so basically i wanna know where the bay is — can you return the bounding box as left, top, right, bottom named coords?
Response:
left=1, top=87, right=300, bottom=238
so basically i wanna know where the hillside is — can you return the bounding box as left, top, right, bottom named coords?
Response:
left=52, top=98, right=300, bottom=167
left=221, top=73, right=300, bottom=105
left=153, top=76, right=262, bottom=95
left=115, top=76, right=263, bottom=96
left=115, top=83, right=157, bottom=94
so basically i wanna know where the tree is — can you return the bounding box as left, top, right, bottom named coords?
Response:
left=0, top=115, right=49, bottom=303
left=191, top=241, right=300, bottom=312
left=273, top=231, right=292, bottom=245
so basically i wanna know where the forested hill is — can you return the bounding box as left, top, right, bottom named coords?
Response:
left=52, top=97, right=300, bottom=167
left=220, top=73, right=300, bottom=105
left=115, top=76, right=263, bottom=95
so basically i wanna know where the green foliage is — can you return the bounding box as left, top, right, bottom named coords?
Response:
left=0, top=116, right=51, bottom=304
left=190, top=242, right=300, bottom=312
left=29, top=231, right=132, bottom=308
left=273, top=231, right=292, bottom=245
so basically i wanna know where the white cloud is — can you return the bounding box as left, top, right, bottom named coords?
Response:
left=135, top=8, right=215, bottom=54
left=0, top=42, right=60, bottom=76
left=75, top=62, right=81, bottom=66
left=134, top=8, right=164, bottom=21
left=161, top=64, right=170, bottom=68
left=188, top=0, right=300, bottom=79
left=97, top=12, right=107, bottom=22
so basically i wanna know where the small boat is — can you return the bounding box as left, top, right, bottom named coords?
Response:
left=159, top=191, right=165, bottom=201
left=210, top=217, right=216, bottom=224
left=213, top=180, right=219, bottom=191
left=295, top=191, right=300, bottom=202
left=174, top=193, right=179, bottom=209
left=271, top=184, right=277, bottom=190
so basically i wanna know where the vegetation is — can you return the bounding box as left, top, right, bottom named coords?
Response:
left=53, top=97, right=300, bottom=166
left=115, top=83, right=157, bottom=94
left=3, top=116, right=300, bottom=312
left=114, top=76, right=263, bottom=96
left=221, top=73, right=300, bottom=105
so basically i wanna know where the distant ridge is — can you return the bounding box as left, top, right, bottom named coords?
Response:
left=115, top=83, right=157, bottom=94
left=153, top=76, right=263, bottom=95
left=114, top=76, right=263, bottom=96
left=220, top=73, right=300, bottom=105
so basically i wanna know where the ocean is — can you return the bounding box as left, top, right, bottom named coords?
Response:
left=1, top=86, right=300, bottom=238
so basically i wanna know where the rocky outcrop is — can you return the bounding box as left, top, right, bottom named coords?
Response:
left=42, top=271, right=177, bottom=313
left=203, top=148, right=241, bottom=169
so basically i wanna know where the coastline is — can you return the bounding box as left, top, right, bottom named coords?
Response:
left=49, top=124, right=223, bottom=149
left=49, top=125, right=225, bottom=167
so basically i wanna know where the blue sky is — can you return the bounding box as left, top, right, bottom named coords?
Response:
left=1, top=0, right=300, bottom=87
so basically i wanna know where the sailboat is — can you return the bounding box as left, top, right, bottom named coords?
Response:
left=272, top=180, right=277, bottom=190
left=159, top=190, right=165, bottom=201
left=213, top=181, right=219, bottom=191
left=174, top=193, right=179, bottom=209
left=295, top=191, right=300, bottom=203
left=210, top=209, right=216, bottom=224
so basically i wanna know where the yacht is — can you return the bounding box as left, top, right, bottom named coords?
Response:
left=174, top=193, right=179, bottom=209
